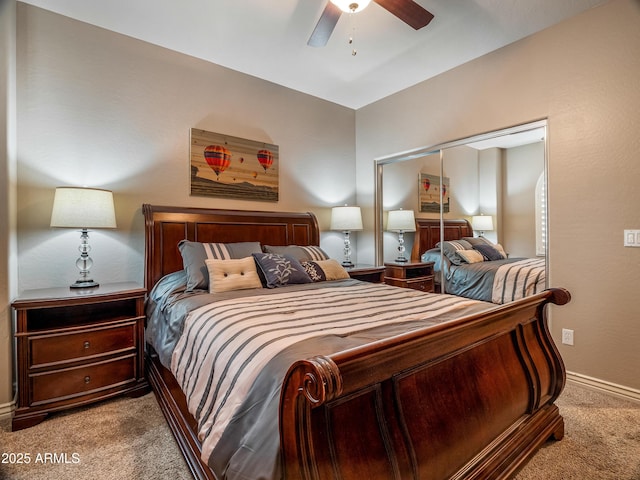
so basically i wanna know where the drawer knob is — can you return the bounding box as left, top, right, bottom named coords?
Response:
left=84, top=376, right=91, bottom=384
left=83, top=341, right=90, bottom=349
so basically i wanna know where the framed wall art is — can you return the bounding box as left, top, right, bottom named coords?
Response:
left=419, top=173, right=450, bottom=213
left=190, top=128, right=279, bottom=202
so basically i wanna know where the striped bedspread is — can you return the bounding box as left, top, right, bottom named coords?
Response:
left=492, top=258, right=546, bottom=304
left=170, top=282, right=486, bottom=466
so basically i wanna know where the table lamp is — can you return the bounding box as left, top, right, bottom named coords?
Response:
left=50, top=187, right=117, bottom=288
left=330, top=205, right=363, bottom=267
left=387, top=209, right=416, bottom=263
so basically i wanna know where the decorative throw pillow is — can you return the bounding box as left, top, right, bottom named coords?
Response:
left=252, top=253, right=312, bottom=288
left=473, top=243, right=506, bottom=261
left=178, top=240, right=262, bottom=291
left=494, top=243, right=508, bottom=258
left=462, top=236, right=492, bottom=247
left=263, top=245, right=330, bottom=262
left=437, top=240, right=474, bottom=266
left=457, top=249, right=485, bottom=264
left=302, top=259, right=350, bottom=282
left=205, top=257, right=262, bottom=294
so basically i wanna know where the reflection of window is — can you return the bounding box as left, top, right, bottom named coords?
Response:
left=535, top=173, right=546, bottom=256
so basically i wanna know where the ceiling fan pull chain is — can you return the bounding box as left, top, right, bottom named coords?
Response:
left=348, top=10, right=357, bottom=56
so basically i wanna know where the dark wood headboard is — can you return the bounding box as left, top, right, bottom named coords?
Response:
left=410, top=218, right=474, bottom=261
left=143, top=204, right=320, bottom=290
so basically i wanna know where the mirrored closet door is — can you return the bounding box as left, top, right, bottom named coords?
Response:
left=374, top=120, right=548, bottom=295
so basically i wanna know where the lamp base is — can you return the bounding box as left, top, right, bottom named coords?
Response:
left=70, top=279, right=99, bottom=289
left=394, top=257, right=409, bottom=263
left=341, top=261, right=355, bottom=268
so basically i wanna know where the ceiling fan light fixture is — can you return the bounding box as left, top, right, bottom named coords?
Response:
left=330, top=0, right=372, bottom=13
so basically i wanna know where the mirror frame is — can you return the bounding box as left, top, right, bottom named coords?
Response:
left=374, top=119, right=549, bottom=289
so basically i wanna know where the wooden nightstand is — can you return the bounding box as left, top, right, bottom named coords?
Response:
left=384, top=262, right=435, bottom=292
left=11, top=282, right=149, bottom=431
left=345, top=265, right=385, bottom=283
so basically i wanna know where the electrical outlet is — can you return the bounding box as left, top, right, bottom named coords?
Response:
left=562, top=328, right=574, bottom=346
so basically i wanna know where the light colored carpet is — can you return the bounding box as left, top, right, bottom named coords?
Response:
left=1, top=382, right=639, bottom=479
left=514, top=383, right=640, bottom=480
left=0, top=392, right=192, bottom=480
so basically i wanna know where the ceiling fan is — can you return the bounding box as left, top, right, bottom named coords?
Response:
left=308, top=0, right=435, bottom=47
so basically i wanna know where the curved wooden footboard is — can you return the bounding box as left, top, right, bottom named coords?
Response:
left=280, top=288, right=570, bottom=480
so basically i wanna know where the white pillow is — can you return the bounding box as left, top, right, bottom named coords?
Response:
left=205, top=257, right=262, bottom=293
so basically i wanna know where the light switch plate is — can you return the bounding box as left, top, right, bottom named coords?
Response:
left=624, top=230, right=640, bottom=247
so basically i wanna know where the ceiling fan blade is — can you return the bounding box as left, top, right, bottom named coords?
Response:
left=307, top=2, right=342, bottom=47
left=374, top=0, right=434, bottom=30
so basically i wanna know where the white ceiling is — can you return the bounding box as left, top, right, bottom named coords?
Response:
left=19, top=0, right=607, bottom=109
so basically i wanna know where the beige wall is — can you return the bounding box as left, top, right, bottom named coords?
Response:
left=0, top=0, right=17, bottom=413
left=3, top=4, right=356, bottom=409
left=502, top=142, right=544, bottom=258
left=356, top=0, right=640, bottom=392
left=15, top=4, right=356, bottom=293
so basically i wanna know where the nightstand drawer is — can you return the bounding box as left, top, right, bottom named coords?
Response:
left=404, top=278, right=434, bottom=292
left=29, top=322, right=137, bottom=368
left=30, top=355, right=136, bottom=405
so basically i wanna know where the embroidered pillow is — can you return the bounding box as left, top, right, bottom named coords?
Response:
left=252, top=253, right=312, bottom=288
left=263, top=245, right=330, bottom=262
left=178, top=240, right=262, bottom=291
left=302, top=259, right=350, bottom=282
left=205, top=257, right=262, bottom=294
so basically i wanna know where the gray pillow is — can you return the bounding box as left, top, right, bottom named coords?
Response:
left=178, top=240, right=262, bottom=291
left=462, top=236, right=493, bottom=246
left=263, top=245, right=329, bottom=262
left=436, top=239, right=473, bottom=266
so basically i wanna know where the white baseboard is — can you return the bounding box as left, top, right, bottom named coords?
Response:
left=567, top=371, right=640, bottom=403
left=0, top=396, right=15, bottom=420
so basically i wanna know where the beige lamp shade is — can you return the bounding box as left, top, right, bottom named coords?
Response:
left=330, top=206, right=363, bottom=231
left=387, top=209, right=416, bottom=232
left=471, top=215, right=494, bottom=232
left=50, top=187, right=117, bottom=229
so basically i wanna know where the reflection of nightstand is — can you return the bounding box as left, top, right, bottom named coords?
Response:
left=11, top=282, right=149, bottom=431
left=345, top=265, right=385, bottom=283
left=384, top=262, right=435, bottom=292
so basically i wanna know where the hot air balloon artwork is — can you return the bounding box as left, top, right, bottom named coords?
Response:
left=204, top=145, right=231, bottom=179
left=190, top=128, right=279, bottom=202
left=419, top=173, right=450, bottom=213
left=257, top=149, right=274, bottom=172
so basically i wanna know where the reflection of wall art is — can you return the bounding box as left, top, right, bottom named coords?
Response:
left=190, top=129, right=279, bottom=202
left=419, top=173, right=450, bottom=213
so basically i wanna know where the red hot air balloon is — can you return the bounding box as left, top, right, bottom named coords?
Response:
left=422, top=177, right=430, bottom=191
left=257, top=149, right=273, bottom=172
left=204, top=145, right=231, bottom=178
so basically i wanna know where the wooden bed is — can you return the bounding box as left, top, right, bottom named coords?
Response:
left=410, top=217, right=474, bottom=262
left=143, top=204, right=570, bottom=480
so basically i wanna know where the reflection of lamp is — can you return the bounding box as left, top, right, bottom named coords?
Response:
left=330, top=0, right=372, bottom=13
left=472, top=214, right=494, bottom=237
left=387, top=209, right=416, bottom=263
left=50, top=187, right=117, bottom=289
left=330, top=205, right=363, bottom=267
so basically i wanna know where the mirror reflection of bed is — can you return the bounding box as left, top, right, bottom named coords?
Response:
left=376, top=120, right=547, bottom=304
